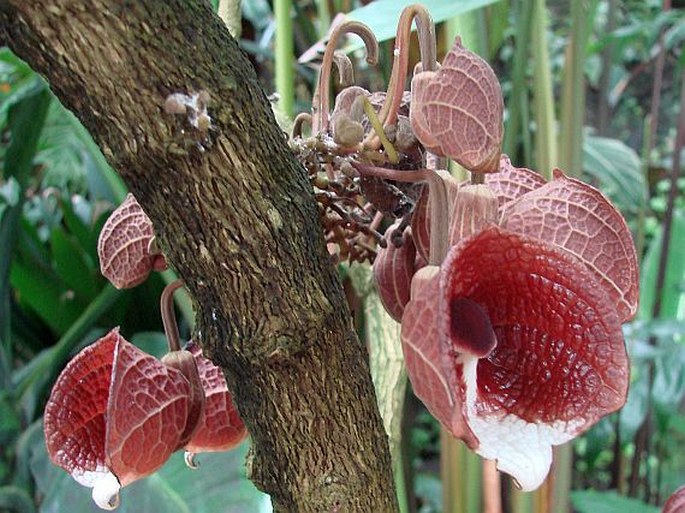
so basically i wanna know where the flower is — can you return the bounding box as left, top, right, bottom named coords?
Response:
left=44, top=328, right=246, bottom=510
left=377, top=157, right=638, bottom=490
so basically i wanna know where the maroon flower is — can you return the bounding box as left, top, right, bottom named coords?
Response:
left=44, top=328, right=246, bottom=509
left=395, top=160, right=638, bottom=490
left=97, top=193, right=167, bottom=289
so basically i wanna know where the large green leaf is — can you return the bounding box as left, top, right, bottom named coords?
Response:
left=50, top=227, right=99, bottom=303
left=571, top=490, right=659, bottom=513
left=0, top=87, right=51, bottom=388
left=582, top=131, right=646, bottom=216
left=639, top=209, right=685, bottom=320
left=29, top=420, right=271, bottom=513
left=346, top=0, right=502, bottom=48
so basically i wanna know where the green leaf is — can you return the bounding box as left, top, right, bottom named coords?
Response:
left=365, top=286, right=407, bottom=512
left=620, top=367, right=649, bottom=443
left=639, top=209, right=685, bottom=320
left=0, top=485, right=37, bottom=513
left=0, top=87, right=51, bottom=388
left=571, top=490, right=660, bottom=513
left=130, top=331, right=170, bottom=359
left=10, top=258, right=85, bottom=335
left=582, top=131, right=647, bottom=215
left=29, top=423, right=271, bottom=513
left=345, top=0, right=502, bottom=48
left=59, top=195, right=99, bottom=265
left=50, top=227, right=98, bottom=303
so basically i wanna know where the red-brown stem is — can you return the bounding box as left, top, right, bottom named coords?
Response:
left=333, top=50, right=355, bottom=87
left=364, top=4, right=436, bottom=149
left=482, top=459, right=502, bottom=513
left=312, top=21, right=378, bottom=134
left=351, top=162, right=448, bottom=264
left=161, top=279, right=185, bottom=352
left=291, top=112, right=312, bottom=138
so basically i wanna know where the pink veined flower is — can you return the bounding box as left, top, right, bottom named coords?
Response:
left=44, top=329, right=247, bottom=510
left=375, top=157, right=638, bottom=490
left=97, top=193, right=167, bottom=289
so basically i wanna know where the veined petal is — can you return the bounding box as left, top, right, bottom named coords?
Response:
left=401, top=266, right=478, bottom=447
left=485, top=155, right=546, bottom=208
left=373, top=223, right=417, bottom=322
left=501, top=169, right=639, bottom=322
left=441, top=226, right=628, bottom=490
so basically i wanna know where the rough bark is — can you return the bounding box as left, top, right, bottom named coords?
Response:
left=0, top=1, right=398, bottom=511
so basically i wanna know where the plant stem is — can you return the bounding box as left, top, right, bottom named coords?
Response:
left=161, top=279, right=185, bottom=352
left=551, top=444, right=573, bottom=512
left=483, top=459, right=502, bottom=513
left=350, top=163, right=448, bottom=264
left=312, top=21, right=378, bottom=133
left=274, top=0, right=294, bottom=118
left=558, top=0, right=596, bottom=176
left=366, top=4, right=436, bottom=148
left=503, top=0, right=532, bottom=162
left=531, top=0, right=557, bottom=178
left=596, top=0, right=617, bottom=135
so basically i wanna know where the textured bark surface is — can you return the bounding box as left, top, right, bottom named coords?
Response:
left=0, top=1, right=398, bottom=511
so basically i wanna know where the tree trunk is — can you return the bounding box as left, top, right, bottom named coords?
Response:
left=0, top=1, right=398, bottom=511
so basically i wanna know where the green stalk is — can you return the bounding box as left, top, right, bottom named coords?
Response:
left=275, top=0, right=295, bottom=118
left=445, top=8, right=488, bottom=58
left=530, top=0, right=557, bottom=178
left=511, top=482, right=534, bottom=513
left=558, top=0, right=597, bottom=176
left=441, top=430, right=482, bottom=513
left=551, top=444, right=573, bottom=512
left=314, top=0, right=331, bottom=38
left=503, top=0, right=533, bottom=163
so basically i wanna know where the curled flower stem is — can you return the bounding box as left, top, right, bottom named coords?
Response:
left=333, top=50, right=355, bottom=87
left=312, top=21, right=379, bottom=134
left=161, top=279, right=185, bottom=352
left=352, top=162, right=448, bottom=264
left=364, top=4, right=436, bottom=149
left=291, top=112, right=312, bottom=138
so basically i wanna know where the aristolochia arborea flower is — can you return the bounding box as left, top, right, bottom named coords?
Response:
left=376, top=156, right=638, bottom=490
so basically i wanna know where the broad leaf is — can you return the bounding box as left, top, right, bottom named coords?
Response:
left=346, top=0, right=501, bottom=48
left=30, top=420, right=270, bottom=513
left=582, top=131, right=646, bottom=216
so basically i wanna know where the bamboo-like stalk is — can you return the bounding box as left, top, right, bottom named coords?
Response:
left=274, top=0, right=295, bottom=118
left=558, top=0, right=596, bottom=176
left=530, top=0, right=557, bottom=178
left=596, top=0, right=617, bottom=135
left=483, top=460, right=502, bottom=513
left=550, top=444, right=573, bottom=512
left=441, top=431, right=483, bottom=513
left=503, top=0, right=532, bottom=163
